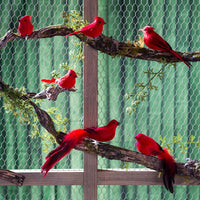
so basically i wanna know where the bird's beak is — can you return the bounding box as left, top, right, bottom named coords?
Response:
left=117, top=122, right=120, bottom=126
left=104, top=22, right=107, bottom=24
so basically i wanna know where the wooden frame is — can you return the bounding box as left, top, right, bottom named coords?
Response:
left=0, top=169, right=198, bottom=187
left=83, top=0, right=98, bottom=199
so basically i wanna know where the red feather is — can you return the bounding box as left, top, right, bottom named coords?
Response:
left=140, top=26, right=192, bottom=68
left=65, top=16, right=106, bottom=38
left=41, top=129, right=88, bottom=177
left=158, top=148, right=177, bottom=193
left=41, top=78, right=56, bottom=83
left=135, top=133, right=177, bottom=193
left=18, top=15, right=34, bottom=37
left=84, top=119, right=119, bottom=142
left=40, top=69, right=77, bottom=89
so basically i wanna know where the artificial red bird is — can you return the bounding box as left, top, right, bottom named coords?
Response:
left=140, top=26, right=192, bottom=68
left=41, top=129, right=89, bottom=177
left=41, top=69, right=77, bottom=89
left=135, top=133, right=177, bottom=193
left=64, top=16, right=106, bottom=38
left=84, top=119, right=120, bottom=142
left=18, top=15, right=34, bottom=38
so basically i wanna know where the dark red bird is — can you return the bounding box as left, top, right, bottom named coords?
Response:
left=84, top=119, right=120, bottom=142
left=135, top=133, right=177, bottom=193
left=41, top=129, right=89, bottom=177
left=140, top=26, right=192, bottom=68
left=64, top=16, right=106, bottom=38
left=41, top=69, right=77, bottom=89
left=18, top=15, right=34, bottom=37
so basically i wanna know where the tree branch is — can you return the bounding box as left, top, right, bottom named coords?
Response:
left=1, top=26, right=200, bottom=63
left=26, top=97, right=200, bottom=180
left=33, top=85, right=77, bottom=101
left=0, top=169, right=25, bottom=186
left=0, top=79, right=200, bottom=181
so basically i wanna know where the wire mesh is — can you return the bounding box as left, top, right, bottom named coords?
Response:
left=0, top=0, right=84, bottom=199
left=98, top=0, right=200, bottom=199
left=0, top=0, right=199, bottom=199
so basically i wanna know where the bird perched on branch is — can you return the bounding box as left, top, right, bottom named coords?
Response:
left=140, top=26, right=192, bottom=68
left=41, top=129, right=88, bottom=177
left=64, top=16, right=106, bottom=38
left=18, top=15, right=34, bottom=39
left=84, top=119, right=120, bottom=142
left=41, top=120, right=119, bottom=177
left=41, top=69, right=77, bottom=89
left=135, top=133, right=177, bottom=193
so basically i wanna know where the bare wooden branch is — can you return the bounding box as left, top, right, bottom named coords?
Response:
left=0, top=169, right=25, bottom=186
left=28, top=100, right=66, bottom=144
left=184, top=158, right=200, bottom=179
left=0, top=26, right=200, bottom=63
left=24, top=94, right=200, bottom=181
left=75, top=139, right=200, bottom=180
left=33, top=85, right=77, bottom=101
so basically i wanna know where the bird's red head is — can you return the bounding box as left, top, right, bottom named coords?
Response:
left=135, top=133, right=146, bottom=141
left=19, top=15, right=32, bottom=23
left=68, top=69, right=77, bottom=78
left=140, top=26, right=154, bottom=34
left=107, top=119, right=120, bottom=127
left=94, top=16, right=106, bottom=25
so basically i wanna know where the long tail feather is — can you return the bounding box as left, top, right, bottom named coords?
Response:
left=45, top=145, right=63, bottom=160
left=170, top=50, right=192, bottom=68
left=41, top=143, right=73, bottom=177
left=41, top=129, right=88, bottom=177
left=64, top=31, right=79, bottom=38
left=158, top=148, right=177, bottom=193
left=41, top=78, right=56, bottom=83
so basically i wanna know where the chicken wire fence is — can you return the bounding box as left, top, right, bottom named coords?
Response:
left=0, top=0, right=199, bottom=200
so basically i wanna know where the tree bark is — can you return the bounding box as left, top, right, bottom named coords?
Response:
left=0, top=169, right=25, bottom=186
left=0, top=26, right=199, bottom=63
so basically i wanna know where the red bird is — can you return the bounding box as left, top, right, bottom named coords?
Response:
left=84, top=119, right=120, bottom=142
left=140, top=26, right=192, bottom=68
left=41, top=129, right=89, bottom=177
left=135, top=133, right=177, bottom=193
left=41, top=69, right=77, bottom=89
left=64, top=16, right=106, bottom=38
left=18, top=15, right=34, bottom=37
left=41, top=120, right=119, bottom=177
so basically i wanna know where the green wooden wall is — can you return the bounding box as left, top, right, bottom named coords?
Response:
left=0, top=0, right=199, bottom=199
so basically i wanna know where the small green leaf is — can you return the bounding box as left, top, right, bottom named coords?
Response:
left=189, top=135, right=195, bottom=143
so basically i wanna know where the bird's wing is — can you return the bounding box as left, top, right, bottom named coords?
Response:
left=149, top=32, right=173, bottom=51
left=84, top=127, right=96, bottom=134
left=148, top=142, right=164, bottom=156
left=79, top=22, right=95, bottom=32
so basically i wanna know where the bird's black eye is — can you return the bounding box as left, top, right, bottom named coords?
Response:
left=25, top=19, right=27, bottom=22
left=98, top=21, right=101, bottom=23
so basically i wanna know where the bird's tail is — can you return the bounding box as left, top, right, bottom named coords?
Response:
left=64, top=31, right=79, bottom=38
left=41, top=129, right=88, bottom=177
left=158, top=148, right=177, bottom=193
left=41, top=78, right=56, bottom=83
left=170, top=50, right=192, bottom=68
